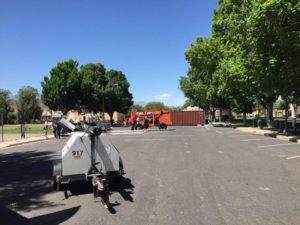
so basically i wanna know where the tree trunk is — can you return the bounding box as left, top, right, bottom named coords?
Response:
left=284, top=101, right=288, bottom=133
left=109, top=112, right=114, bottom=125
left=219, top=109, right=223, bottom=122
left=243, top=112, right=247, bottom=125
left=266, top=102, right=274, bottom=128
left=228, top=108, right=233, bottom=122
left=292, top=104, right=298, bottom=118
left=211, top=109, right=216, bottom=122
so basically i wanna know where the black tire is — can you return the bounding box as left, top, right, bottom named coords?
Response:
left=159, top=123, right=167, bottom=130
left=113, top=160, right=124, bottom=183
left=53, top=177, right=58, bottom=190
left=64, top=191, right=69, bottom=199
left=136, top=124, right=144, bottom=130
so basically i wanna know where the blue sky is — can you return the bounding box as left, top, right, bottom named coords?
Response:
left=0, top=0, right=218, bottom=106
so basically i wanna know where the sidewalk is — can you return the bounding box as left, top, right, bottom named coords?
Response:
left=235, top=127, right=300, bottom=143
left=0, top=134, right=54, bottom=149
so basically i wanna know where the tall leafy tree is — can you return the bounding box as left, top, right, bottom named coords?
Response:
left=17, top=86, right=42, bottom=123
left=104, top=70, right=133, bottom=124
left=180, top=37, right=226, bottom=120
left=0, top=89, right=11, bottom=123
left=79, top=63, right=106, bottom=113
left=248, top=0, right=300, bottom=128
left=41, top=60, right=81, bottom=114
left=213, top=56, right=255, bottom=123
left=212, top=0, right=256, bottom=124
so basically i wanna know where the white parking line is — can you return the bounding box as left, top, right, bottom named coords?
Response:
left=109, top=132, right=145, bottom=135
left=229, top=134, right=256, bottom=137
left=147, top=135, right=195, bottom=137
left=287, top=155, right=300, bottom=160
left=124, top=139, right=165, bottom=142
left=240, top=138, right=277, bottom=142
left=110, top=130, right=144, bottom=133
left=258, top=143, right=296, bottom=148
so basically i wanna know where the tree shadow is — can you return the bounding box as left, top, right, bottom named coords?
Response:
left=0, top=150, right=62, bottom=211
left=0, top=204, right=80, bottom=225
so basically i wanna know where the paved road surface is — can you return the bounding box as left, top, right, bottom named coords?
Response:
left=1, top=127, right=300, bottom=225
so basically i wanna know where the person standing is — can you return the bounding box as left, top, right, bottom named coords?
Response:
left=130, top=113, right=137, bottom=131
left=56, top=123, right=61, bottom=139
left=44, top=120, right=49, bottom=139
left=53, top=123, right=57, bottom=139
left=135, top=116, right=140, bottom=130
left=144, top=117, right=149, bottom=129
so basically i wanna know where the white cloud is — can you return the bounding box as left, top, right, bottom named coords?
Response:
left=154, top=93, right=172, bottom=101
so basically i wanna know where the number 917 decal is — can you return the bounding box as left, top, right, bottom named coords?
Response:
left=72, top=150, right=83, bottom=160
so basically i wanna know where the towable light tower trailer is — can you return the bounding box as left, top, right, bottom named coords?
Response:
left=53, top=119, right=125, bottom=200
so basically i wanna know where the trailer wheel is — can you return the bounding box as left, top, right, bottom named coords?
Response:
left=64, top=191, right=69, bottom=199
left=159, top=123, right=167, bottom=130
left=114, top=160, right=124, bottom=183
left=53, top=177, right=58, bottom=190
left=136, top=124, right=143, bottom=130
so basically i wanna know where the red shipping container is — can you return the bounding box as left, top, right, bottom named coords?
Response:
left=170, top=111, right=205, bottom=126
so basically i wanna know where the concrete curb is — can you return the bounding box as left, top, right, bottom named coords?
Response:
left=235, top=127, right=300, bottom=143
left=276, top=135, right=299, bottom=143
left=0, top=135, right=55, bottom=149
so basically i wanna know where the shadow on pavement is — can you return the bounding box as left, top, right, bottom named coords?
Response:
left=0, top=204, right=80, bottom=225
left=66, top=176, right=134, bottom=214
left=0, top=150, right=60, bottom=211
left=110, top=177, right=135, bottom=203
left=69, top=177, right=135, bottom=203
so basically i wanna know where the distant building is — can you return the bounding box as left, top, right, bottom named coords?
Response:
left=183, top=106, right=201, bottom=111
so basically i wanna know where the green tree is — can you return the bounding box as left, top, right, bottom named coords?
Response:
left=7, top=112, right=17, bottom=124
left=104, top=70, right=133, bottom=124
left=212, top=0, right=256, bottom=124
left=168, top=106, right=183, bottom=111
left=182, top=99, right=195, bottom=109
left=79, top=63, right=106, bottom=113
left=180, top=37, right=227, bottom=121
left=17, top=86, right=42, bottom=123
left=213, top=56, right=255, bottom=124
left=247, top=0, right=300, bottom=129
left=41, top=59, right=81, bottom=114
left=0, top=89, right=11, bottom=123
left=145, top=101, right=167, bottom=110
left=131, top=104, right=145, bottom=112
left=274, top=99, right=286, bottom=110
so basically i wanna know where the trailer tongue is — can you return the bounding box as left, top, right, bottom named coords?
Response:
left=53, top=119, right=125, bottom=208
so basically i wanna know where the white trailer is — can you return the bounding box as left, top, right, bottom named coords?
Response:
left=53, top=119, right=125, bottom=202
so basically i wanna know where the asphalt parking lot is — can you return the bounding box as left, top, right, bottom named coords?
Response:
left=1, top=126, right=300, bottom=225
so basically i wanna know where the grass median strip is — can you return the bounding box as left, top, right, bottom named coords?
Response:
left=1, top=124, right=46, bottom=134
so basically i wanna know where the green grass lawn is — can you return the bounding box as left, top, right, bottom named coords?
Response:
left=0, top=124, right=50, bottom=134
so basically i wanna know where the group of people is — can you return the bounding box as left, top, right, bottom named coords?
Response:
left=43, top=120, right=62, bottom=139
left=129, top=112, right=153, bottom=130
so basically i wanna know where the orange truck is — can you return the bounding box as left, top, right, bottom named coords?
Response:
left=128, top=110, right=205, bottom=129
